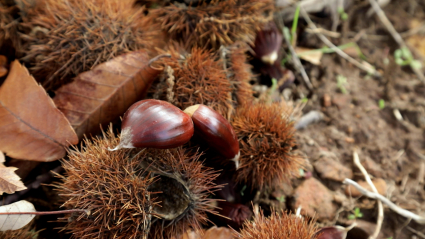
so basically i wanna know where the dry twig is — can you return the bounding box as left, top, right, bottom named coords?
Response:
left=343, top=179, right=425, bottom=224
left=353, top=151, right=384, bottom=239
left=300, top=8, right=381, bottom=77
left=282, top=24, right=313, bottom=90
left=367, top=0, right=425, bottom=82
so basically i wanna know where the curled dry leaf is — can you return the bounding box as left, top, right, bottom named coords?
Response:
left=0, top=150, right=26, bottom=195
left=0, top=61, right=78, bottom=161
left=0, top=200, right=35, bottom=231
left=53, top=51, right=162, bottom=139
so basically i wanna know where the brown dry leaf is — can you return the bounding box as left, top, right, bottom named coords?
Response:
left=53, top=51, right=162, bottom=139
left=0, top=61, right=78, bottom=161
left=0, top=150, right=26, bottom=195
left=296, top=47, right=323, bottom=65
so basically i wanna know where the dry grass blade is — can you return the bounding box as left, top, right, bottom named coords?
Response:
left=53, top=51, right=162, bottom=139
left=0, top=61, right=78, bottom=161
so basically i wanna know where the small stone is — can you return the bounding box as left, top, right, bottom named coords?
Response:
left=361, top=156, right=383, bottom=178
left=314, top=156, right=353, bottom=182
left=332, top=95, right=350, bottom=109
left=323, top=94, right=332, bottom=107
left=333, top=191, right=348, bottom=204
left=345, top=137, right=355, bottom=143
left=292, top=178, right=337, bottom=220
left=345, top=178, right=387, bottom=197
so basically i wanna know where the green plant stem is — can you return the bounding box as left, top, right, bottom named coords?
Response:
left=291, top=5, right=301, bottom=46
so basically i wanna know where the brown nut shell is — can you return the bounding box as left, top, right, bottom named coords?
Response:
left=184, top=104, right=239, bottom=162
left=112, top=99, right=194, bottom=150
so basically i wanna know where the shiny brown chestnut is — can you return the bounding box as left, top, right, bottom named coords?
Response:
left=316, top=225, right=352, bottom=239
left=213, top=201, right=252, bottom=230
left=184, top=104, right=240, bottom=168
left=110, top=99, right=194, bottom=150
left=253, top=21, right=283, bottom=65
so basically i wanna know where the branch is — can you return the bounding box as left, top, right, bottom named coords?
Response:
left=343, top=178, right=425, bottom=225
left=300, top=8, right=381, bottom=77
left=0, top=209, right=89, bottom=216
left=282, top=25, right=313, bottom=90
left=353, top=151, right=383, bottom=239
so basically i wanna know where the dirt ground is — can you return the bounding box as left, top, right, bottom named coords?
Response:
left=275, top=1, right=425, bottom=238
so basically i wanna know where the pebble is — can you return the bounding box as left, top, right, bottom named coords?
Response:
left=292, top=178, right=337, bottom=220
left=314, top=156, right=353, bottom=182
left=345, top=178, right=387, bottom=197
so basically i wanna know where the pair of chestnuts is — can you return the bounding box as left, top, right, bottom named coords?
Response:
left=110, top=99, right=240, bottom=167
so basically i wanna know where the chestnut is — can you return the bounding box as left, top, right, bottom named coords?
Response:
left=316, top=226, right=349, bottom=239
left=184, top=104, right=240, bottom=168
left=111, top=99, right=194, bottom=150
left=252, top=22, right=283, bottom=65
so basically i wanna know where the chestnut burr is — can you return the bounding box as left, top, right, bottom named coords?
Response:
left=184, top=104, right=240, bottom=168
left=111, top=99, right=194, bottom=150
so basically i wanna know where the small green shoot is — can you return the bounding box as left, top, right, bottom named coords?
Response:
left=336, top=75, right=348, bottom=94
left=338, top=7, right=348, bottom=21
left=291, top=5, right=301, bottom=46
left=240, top=185, right=247, bottom=196
left=277, top=196, right=285, bottom=203
left=378, top=99, right=385, bottom=109
left=348, top=207, right=363, bottom=220
left=301, top=97, right=308, bottom=103
left=394, top=47, right=422, bottom=69
left=281, top=54, right=291, bottom=66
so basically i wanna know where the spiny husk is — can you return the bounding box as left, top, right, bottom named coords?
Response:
left=232, top=102, right=304, bottom=189
left=0, top=1, right=20, bottom=49
left=20, top=0, right=163, bottom=90
left=141, top=148, right=221, bottom=239
left=235, top=210, right=319, bottom=239
left=152, top=44, right=254, bottom=120
left=56, top=129, right=155, bottom=239
left=152, top=46, right=234, bottom=119
left=223, top=43, right=255, bottom=106
left=0, top=222, right=39, bottom=239
left=150, top=0, right=274, bottom=49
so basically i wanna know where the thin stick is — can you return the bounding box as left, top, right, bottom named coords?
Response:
left=343, top=178, right=425, bottom=224
left=407, top=226, right=425, bottom=239
left=300, top=8, right=381, bottom=77
left=367, top=0, right=425, bottom=82
left=282, top=26, right=313, bottom=90
left=353, top=151, right=383, bottom=239
left=0, top=209, right=89, bottom=216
